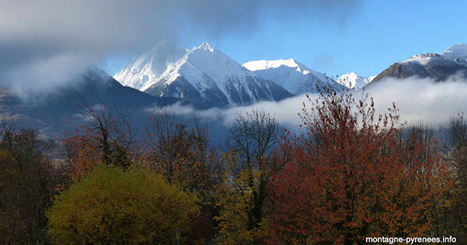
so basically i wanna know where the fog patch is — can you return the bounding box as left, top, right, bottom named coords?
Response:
left=6, top=53, right=93, bottom=100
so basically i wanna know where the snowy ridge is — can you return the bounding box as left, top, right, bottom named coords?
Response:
left=244, top=59, right=311, bottom=75
left=400, top=53, right=444, bottom=66
left=442, top=43, right=467, bottom=61
left=243, top=59, right=343, bottom=95
left=399, top=43, right=467, bottom=67
left=337, top=72, right=374, bottom=89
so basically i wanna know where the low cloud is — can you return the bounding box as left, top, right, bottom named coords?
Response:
left=156, top=75, right=467, bottom=131
left=6, top=53, right=93, bottom=99
left=204, top=96, right=310, bottom=129
left=155, top=94, right=316, bottom=132
left=367, top=75, right=467, bottom=126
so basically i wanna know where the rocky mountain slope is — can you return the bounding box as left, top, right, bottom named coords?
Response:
left=2, top=66, right=175, bottom=135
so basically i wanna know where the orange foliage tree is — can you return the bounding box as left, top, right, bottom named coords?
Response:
left=266, top=89, right=453, bottom=244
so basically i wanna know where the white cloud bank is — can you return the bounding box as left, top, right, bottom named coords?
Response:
left=161, top=75, right=467, bottom=129
left=367, top=76, right=467, bottom=126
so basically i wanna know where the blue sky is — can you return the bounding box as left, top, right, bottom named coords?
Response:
left=166, top=0, right=467, bottom=79
left=1, top=0, right=467, bottom=91
left=184, top=0, right=467, bottom=78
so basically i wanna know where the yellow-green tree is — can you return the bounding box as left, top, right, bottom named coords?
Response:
left=47, top=165, right=199, bottom=244
left=215, top=151, right=258, bottom=244
left=215, top=110, right=284, bottom=243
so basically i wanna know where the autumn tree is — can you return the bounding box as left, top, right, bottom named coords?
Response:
left=266, top=89, right=453, bottom=244
left=0, top=128, right=57, bottom=244
left=216, top=110, right=284, bottom=243
left=143, top=109, right=223, bottom=242
left=47, top=165, right=199, bottom=244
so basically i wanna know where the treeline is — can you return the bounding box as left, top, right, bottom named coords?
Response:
left=0, top=89, right=466, bottom=244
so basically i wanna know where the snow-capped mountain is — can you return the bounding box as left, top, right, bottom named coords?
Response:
left=115, top=42, right=291, bottom=108
left=336, top=72, right=374, bottom=89
left=243, top=59, right=345, bottom=95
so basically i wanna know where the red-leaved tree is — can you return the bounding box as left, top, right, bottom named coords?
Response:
left=266, top=89, right=453, bottom=244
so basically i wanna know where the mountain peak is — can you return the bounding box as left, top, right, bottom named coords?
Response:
left=83, top=65, right=114, bottom=85
left=196, top=42, right=215, bottom=52
left=337, top=72, right=373, bottom=89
